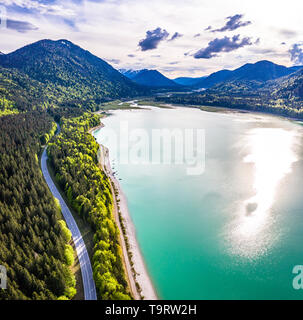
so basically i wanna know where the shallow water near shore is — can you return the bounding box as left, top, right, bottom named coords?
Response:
left=94, top=106, right=303, bottom=300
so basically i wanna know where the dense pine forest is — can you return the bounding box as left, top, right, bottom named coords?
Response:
left=0, top=112, right=76, bottom=300
left=48, top=113, right=131, bottom=300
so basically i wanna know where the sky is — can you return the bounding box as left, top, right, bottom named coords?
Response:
left=0, top=0, right=303, bottom=78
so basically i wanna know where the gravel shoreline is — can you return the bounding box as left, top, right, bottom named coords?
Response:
left=91, top=124, right=158, bottom=300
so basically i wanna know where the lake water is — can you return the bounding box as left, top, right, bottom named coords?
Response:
left=94, top=106, right=303, bottom=300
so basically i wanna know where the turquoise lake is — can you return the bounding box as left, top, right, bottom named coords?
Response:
left=94, top=105, right=303, bottom=300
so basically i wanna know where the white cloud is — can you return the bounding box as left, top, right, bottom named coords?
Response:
left=2, top=0, right=76, bottom=16
left=1, top=0, right=303, bottom=77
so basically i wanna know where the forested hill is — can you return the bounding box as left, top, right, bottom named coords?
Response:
left=270, top=69, right=303, bottom=99
left=0, top=66, right=48, bottom=113
left=0, top=39, right=147, bottom=113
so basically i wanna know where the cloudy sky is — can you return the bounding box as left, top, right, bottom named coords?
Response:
left=0, top=0, right=303, bottom=78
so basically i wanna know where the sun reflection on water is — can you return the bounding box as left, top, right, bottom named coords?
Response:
left=228, top=127, right=299, bottom=259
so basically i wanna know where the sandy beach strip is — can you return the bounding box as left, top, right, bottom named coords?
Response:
left=90, top=126, right=158, bottom=300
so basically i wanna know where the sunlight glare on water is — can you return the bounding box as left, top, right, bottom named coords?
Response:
left=228, top=128, right=299, bottom=259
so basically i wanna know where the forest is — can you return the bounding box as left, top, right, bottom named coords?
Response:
left=47, top=113, right=131, bottom=300
left=0, top=112, right=76, bottom=300
left=156, top=91, right=303, bottom=119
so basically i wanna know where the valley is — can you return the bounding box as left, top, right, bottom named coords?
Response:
left=0, top=37, right=303, bottom=301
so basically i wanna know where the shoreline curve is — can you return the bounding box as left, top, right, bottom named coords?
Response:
left=91, top=123, right=158, bottom=300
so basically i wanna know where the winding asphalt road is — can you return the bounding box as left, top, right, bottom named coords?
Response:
left=41, top=142, right=97, bottom=300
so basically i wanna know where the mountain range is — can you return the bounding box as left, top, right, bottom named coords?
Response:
left=120, top=69, right=180, bottom=88
left=121, top=61, right=303, bottom=91
left=200, top=62, right=303, bottom=99
left=192, top=60, right=303, bottom=89
left=0, top=38, right=303, bottom=116
left=157, top=60, right=303, bottom=119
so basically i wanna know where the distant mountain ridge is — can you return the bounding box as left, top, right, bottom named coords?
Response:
left=121, top=69, right=180, bottom=88
left=157, top=60, right=303, bottom=120
left=193, top=60, right=303, bottom=89
left=173, top=76, right=207, bottom=86
left=206, top=63, right=303, bottom=98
